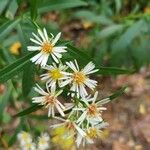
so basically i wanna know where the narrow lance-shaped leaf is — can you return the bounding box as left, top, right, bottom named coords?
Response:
left=0, top=18, right=20, bottom=41
left=17, top=23, right=36, bottom=97
left=109, top=86, right=127, bottom=101
left=112, top=19, right=145, bottom=51
left=0, top=52, right=37, bottom=83
left=22, top=62, right=35, bottom=97
left=97, top=24, right=124, bottom=39
left=0, top=0, right=9, bottom=14
left=13, top=104, right=43, bottom=117
left=67, top=44, right=134, bottom=75
left=95, top=86, right=127, bottom=104
left=38, top=0, right=87, bottom=13
left=30, top=0, right=38, bottom=20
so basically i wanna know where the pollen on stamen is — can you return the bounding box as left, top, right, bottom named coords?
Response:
left=65, top=121, right=75, bottom=130
left=73, top=72, right=86, bottom=84
left=87, top=104, right=98, bottom=117
left=86, top=128, right=97, bottom=138
left=44, top=95, right=56, bottom=107
left=42, top=42, right=53, bottom=53
left=49, top=69, right=63, bottom=80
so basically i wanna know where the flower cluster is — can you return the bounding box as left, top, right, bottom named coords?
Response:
left=28, top=28, right=110, bottom=147
left=17, top=131, right=50, bottom=150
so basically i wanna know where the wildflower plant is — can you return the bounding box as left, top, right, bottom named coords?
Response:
left=0, top=0, right=131, bottom=149
left=17, top=131, right=50, bottom=150
left=13, top=28, right=126, bottom=147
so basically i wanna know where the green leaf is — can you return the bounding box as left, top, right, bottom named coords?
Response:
left=74, top=10, right=113, bottom=25
left=112, top=19, right=145, bottom=50
left=109, top=86, right=127, bottom=101
left=115, top=0, right=122, bottom=13
left=0, top=0, right=9, bottom=14
left=0, top=18, right=20, bottom=41
left=2, top=112, right=11, bottom=123
left=5, top=0, right=18, bottom=19
left=67, top=44, right=133, bottom=75
left=67, top=44, right=91, bottom=64
left=30, top=0, right=38, bottom=21
left=38, top=0, right=87, bottom=13
left=97, top=24, right=124, bottom=39
left=96, top=67, right=134, bottom=75
left=22, top=62, right=35, bottom=97
left=14, top=104, right=43, bottom=117
left=0, top=52, right=36, bottom=83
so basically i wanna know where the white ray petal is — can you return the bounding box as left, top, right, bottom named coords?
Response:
left=32, top=32, right=43, bottom=43
left=41, top=54, right=49, bottom=67
left=53, top=46, right=67, bottom=53
left=27, top=46, right=41, bottom=51
left=55, top=103, right=65, bottom=117
left=60, top=78, right=72, bottom=87
left=35, top=54, right=44, bottom=65
left=30, top=38, right=42, bottom=45
left=51, top=32, right=61, bottom=45
left=74, top=60, right=79, bottom=71
left=30, top=52, right=43, bottom=62
left=48, top=107, right=52, bottom=117
left=43, top=28, right=49, bottom=41
left=79, top=84, right=87, bottom=98
left=34, top=84, right=48, bottom=95
left=66, top=61, right=78, bottom=72
left=51, top=54, right=59, bottom=63
left=82, top=62, right=95, bottom=73
left=53, top=52, right=62, bottom=58
left=77, top=111, right=87, bottom=124
left=38, top=29, right=46, bottom=42
left=74, top=124, right=86, bottom=137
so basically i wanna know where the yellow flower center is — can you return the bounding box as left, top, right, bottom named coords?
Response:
left=22, top=132, right=29, bottom=140
left=50, top=69, right=63, bottom=80
left=87, top=104, right=98, bottom=117
left=86, top=128, right=97, bottom=138
left=73, top=72, right=86, bottom=84
left=42, top=42, right=53, bottom=53
left=39, top=138, right=47, bottom=144
left=25, top=143, right=32, bottom=148
left=65, top=121, right=75, bottom=131
left=44, top=95, right=56, bottom=107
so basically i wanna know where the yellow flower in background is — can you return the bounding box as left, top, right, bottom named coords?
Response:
left=99, top=129, right=110, bottom=140
left=9, top=41, right=21, bottom=55
left=144, top=7, right=150, bottom=14
left=82, top=20, right=94, bottom=29
left=51, top=126, right=74, bottom=150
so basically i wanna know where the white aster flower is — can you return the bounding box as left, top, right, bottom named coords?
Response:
left=75, top=92, right=109, bottom=126
left=76, top=122, right=108, bottom=147
left=60, top=60, right=98, bottom=98
left=37, top=133, right=50, bottom=150
left=17, top=131, right=32, bottom=146
left=51, top=117, right=86, bottom=139
left=32, top=84, right=65, bottom=117
left=27, top=28, right=67, bottom=66
left=76, top=132, right=93, bottom=147
left=22, top=142, right=36, bottom=150
left=86, top=122, right=108, bottom=139
left=40, top=63, right=68, bottom=91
